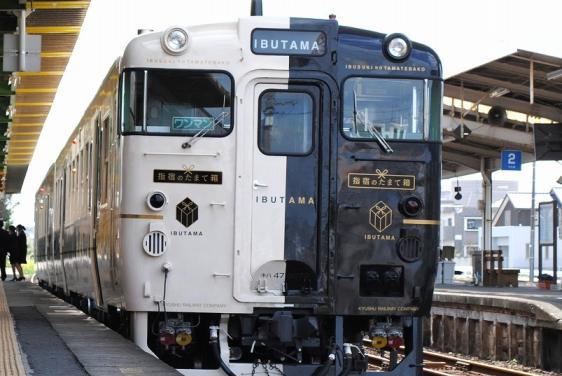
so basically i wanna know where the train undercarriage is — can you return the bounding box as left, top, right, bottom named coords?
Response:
left=39, top=280, right=424, bottom=375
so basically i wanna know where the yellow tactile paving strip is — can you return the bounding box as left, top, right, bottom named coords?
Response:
left=0, top=282, right=25, bottom=376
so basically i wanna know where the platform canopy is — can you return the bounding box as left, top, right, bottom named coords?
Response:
left=442, top=50, right=562, bottom=179
left=0, top=0, right=89, bottom=193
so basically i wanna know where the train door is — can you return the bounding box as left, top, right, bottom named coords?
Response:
left=50, top=177, right=61, bottom=287
left=91, top=114, right=104, bottom=306
left=234, top=79, right=331, bottom=304
left=37, top=192, right=52, bottom=285
left=58, top=165, right=69, bottom=292
left=44, top=194, right=54, bottom=285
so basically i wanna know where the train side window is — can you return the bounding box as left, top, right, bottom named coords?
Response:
left=101, top=116, right=110, bottom=203
left=121, top=70, right=145, bottom=132
left=88, top=142, right=92, bottom=212
left=74, top=156, right=79, bottom=216
left=64, top=166, right=69, bottom=225
left=258, top=91, right=313, bottom=156
left=80, top=147, right=85, bottom=211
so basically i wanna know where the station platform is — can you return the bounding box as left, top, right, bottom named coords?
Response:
left=434, top=283, right=562, bottom=328
left=431, top=283, right=562, bottom=371
left=0, top=278, right=180, bottom=376
left=435, top=283, right=562, bottom=307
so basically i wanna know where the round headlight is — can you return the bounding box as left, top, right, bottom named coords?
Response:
left=147, top=191, right=167, bottom=211
left=383, top=33, right=412, bottom=61
left=161, top=26, right=189, bottom=55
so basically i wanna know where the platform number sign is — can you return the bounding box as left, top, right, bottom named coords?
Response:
left=501, top=150, right=522, bottom=171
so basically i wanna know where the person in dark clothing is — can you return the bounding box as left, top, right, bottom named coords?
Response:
left=8, top=225, right=22, bottom=281
left=14, top=224, right=26, bottom=281
left=0, top=220, right=9, bottom=281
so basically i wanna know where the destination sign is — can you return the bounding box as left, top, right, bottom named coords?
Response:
left=348, top=169, right=416, bottom=191
left=154, top=170, right=222, bottom=185
left=252, top=29, right=326, bottom=56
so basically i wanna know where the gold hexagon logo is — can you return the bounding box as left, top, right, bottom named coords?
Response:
left=369, top=201, right=392, bottom=232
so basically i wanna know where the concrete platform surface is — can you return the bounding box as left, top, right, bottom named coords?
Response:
left=2, top=280, right=181, bottom=376
left=0, top=279, right=25, bottom=376
left=434, top=284, right=562, bottom=328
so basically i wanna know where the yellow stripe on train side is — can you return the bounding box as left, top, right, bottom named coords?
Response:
left=402, top=219, right=440, bottom=225
left=120, top=214, right=164, bottom=220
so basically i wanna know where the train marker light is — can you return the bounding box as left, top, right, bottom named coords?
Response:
left=162, top=27, right=189, bottom=55
left=400, top=196, right=423, bottom=217
left=383, top=33, right=411, bottom=61
left=147, top=191, right=167, bottom=211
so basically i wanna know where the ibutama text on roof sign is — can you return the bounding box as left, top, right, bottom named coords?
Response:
left=252, top=29, right=326, bottom=56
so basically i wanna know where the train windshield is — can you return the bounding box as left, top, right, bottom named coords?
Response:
left=120, top=69, right=233, bottom=136
left=343, top=78, right=425, bottom=141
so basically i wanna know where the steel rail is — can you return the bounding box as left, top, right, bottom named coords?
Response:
left=364, top=339, right=538, bottom=376
left=423, top=350, right=538, bottom=376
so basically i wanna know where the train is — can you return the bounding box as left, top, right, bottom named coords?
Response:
left=35, top=2, right=442, bottom=375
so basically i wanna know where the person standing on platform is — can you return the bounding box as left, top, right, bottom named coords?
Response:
left=8, top=225, right=21, bottom=281
left=0, top=220, right=9, bottom=281
left=14, top=225, right=27, bottom=281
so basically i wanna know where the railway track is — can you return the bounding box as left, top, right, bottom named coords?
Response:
left=421, top=350, right=538, bottom=376
left=364, top=340, right=537, bottom=375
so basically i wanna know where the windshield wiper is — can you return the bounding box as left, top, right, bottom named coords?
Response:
left=181, top=111, right=229, bottom=149
left=352, top=90, right=393, bottom=154
left=367, top=124, right=393, bottom=154
left=352, top=90, right=359, bottom=137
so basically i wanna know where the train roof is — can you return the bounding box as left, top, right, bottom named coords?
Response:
left=121, top=16, right=441, bottom=79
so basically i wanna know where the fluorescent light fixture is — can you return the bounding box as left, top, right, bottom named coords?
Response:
left=489, top=87, right=510, bottom=98
left=546, top=68, right=562, bottom=81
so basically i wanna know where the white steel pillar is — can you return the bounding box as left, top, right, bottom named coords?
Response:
left=18, top=10, right=26, bottom=71
left=529, top=162, right=536, bottom=283
left=480, top=158, right=493, bottom=285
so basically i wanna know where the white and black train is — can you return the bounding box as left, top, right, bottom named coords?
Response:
left=35, top=4, right=442, bottom=376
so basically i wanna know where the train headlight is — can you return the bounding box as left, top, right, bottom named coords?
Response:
left=147, top=191, right=167, bottom=211
left=383, top=33, right=411, bottom=61
left=162, top=26, right=189, bottom=55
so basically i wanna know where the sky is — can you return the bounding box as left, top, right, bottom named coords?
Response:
left=9, top=0, right=562, bottom=226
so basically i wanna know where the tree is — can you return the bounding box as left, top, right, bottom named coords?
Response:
left=0, top=194, right=16, bottom=226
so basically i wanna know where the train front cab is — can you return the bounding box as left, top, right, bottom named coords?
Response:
left=229, top=21, right=443, bottom=375
left=116, top=18, right=441, bottom=376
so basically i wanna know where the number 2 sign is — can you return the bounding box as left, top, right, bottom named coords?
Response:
left=501, top=150, right=522, bottom=171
